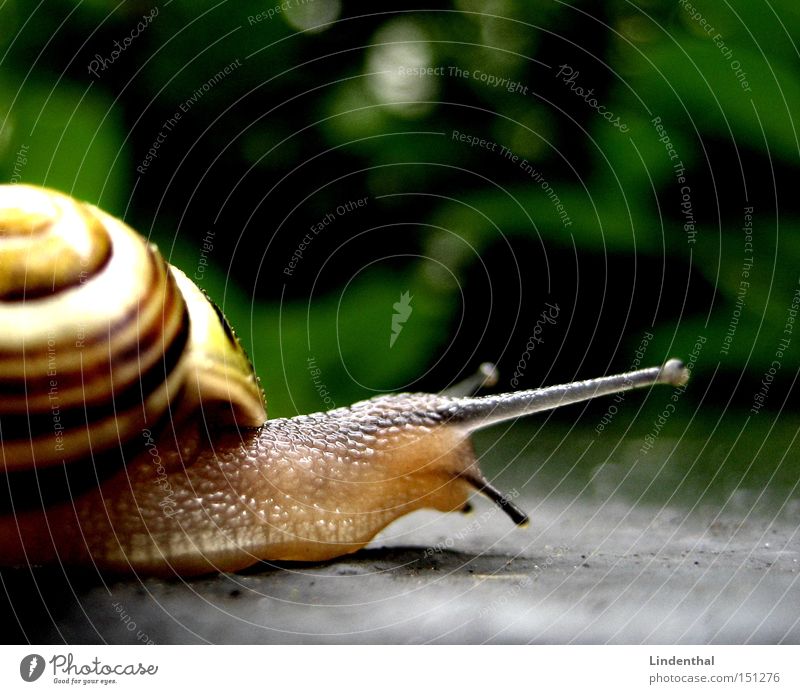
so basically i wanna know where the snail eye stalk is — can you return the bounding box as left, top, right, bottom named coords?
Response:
left=458, top=472, right=529, bottom=527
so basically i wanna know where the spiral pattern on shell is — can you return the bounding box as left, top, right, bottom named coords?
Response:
left=0, top=184, right=266, bottom=471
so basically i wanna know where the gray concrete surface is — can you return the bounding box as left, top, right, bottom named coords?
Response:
left=2, top=495, right=798, bottom=644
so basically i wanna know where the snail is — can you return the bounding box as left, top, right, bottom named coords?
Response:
left=0, top=184, right=689, bottom=576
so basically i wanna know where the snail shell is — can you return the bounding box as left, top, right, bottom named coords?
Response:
left=0, top=184, right=689, bottom=576
left=0, top=184, right=264, bottom=471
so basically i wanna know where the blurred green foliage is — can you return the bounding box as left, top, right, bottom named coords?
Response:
left=1, top=0, right=799, bottom=432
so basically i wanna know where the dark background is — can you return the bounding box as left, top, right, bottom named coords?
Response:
left=1, top=0, right=799, bottom=496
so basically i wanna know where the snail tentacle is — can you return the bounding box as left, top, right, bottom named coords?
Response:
left=441, top=360, right=690, bottom=432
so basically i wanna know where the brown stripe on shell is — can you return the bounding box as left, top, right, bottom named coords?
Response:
left=0, top=300, right=184, bottom=410
left=0, top=242, right=169, bottom=381
left=0, top=327, right=192, bottom=469
left=0, top=200, right=112, bottom=301
left=0, top=378, right=191, bottom=514
left=0, top=304, right=190, bottom=439
left=0, top=252, right=186, bottom=413
left=0, top=369, right=197, bottom=514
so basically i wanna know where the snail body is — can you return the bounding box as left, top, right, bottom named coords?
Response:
left=0, top=185, right=689, bottom=576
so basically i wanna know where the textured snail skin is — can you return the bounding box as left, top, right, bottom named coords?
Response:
left=2, top=395, right=480, bottom=575
left=0, top=184, right=690, bottom=576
